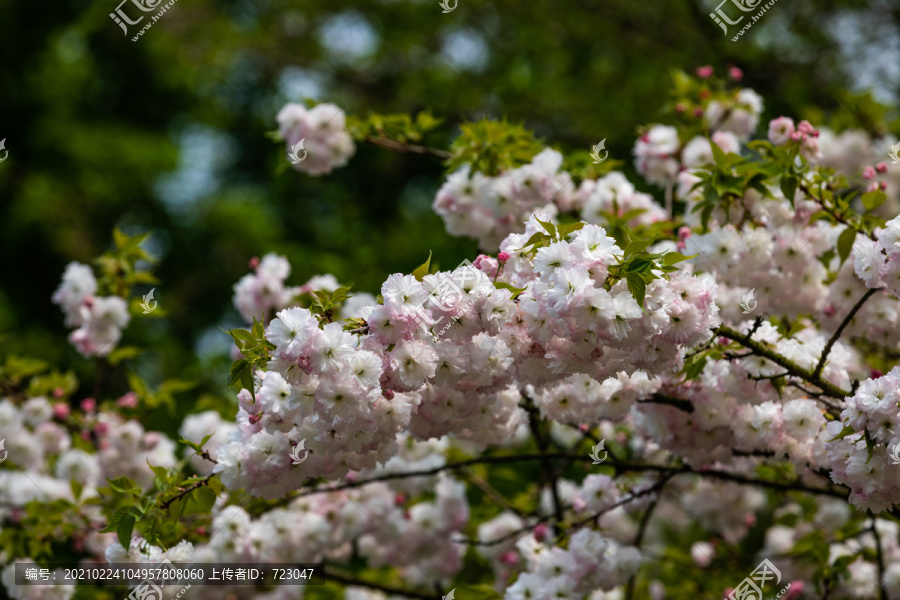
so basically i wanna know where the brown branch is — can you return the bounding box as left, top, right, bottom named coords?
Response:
left=295, top=453, right=591, bottom=498
left=799, top=182, right=878, bottom=241
left=870, top=513, right=888, bottom=600
left=813, top=287, right=880, bottom=380
left=365, top=136, right=452, bottom=160
left=459, top=468, right=525, bottom=518
left=160, top=476, right=214, bottom=511
left=637, top=393, right=694, bottom=413
left=715, top=325, right=852, bottom=400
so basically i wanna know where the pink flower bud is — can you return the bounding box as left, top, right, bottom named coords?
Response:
left=695, top=65, right=714, bottom=79
left=117, top=392, right=138, bottom=409
left=196, top=527, right=207, bottom=536
left=577, top=423, right=589, bottom=432
left=497, top=251, right=510, bottom=263
left=383, top=389, right=395, bottom=400
left=572, top=497, right=586, bottom=512
left=867, top=182, right=880, bottom=193
left=80, top=398, right=96, bottom=412
left=394, top=493, right=406, bottom=506
left=744, top=512, right=756, bottom=527
left=881, top=181, right=888, bottom=191
left=81, top=429, right=91, bottom=441
left=693, top=107, right=704, bottom=118
left=863, top=166, right=877, bottom=180
left=249, top=413, right=262, bottom=425
left=797, top=120, right=815, bottom=135
left=678, top=226, right=693, bottom=241
left=784, top=582, right=803, bottom=599
left=789, top=131, right=804, bottom=142
left=53, top=403, right=70, bottom=420
left=500, top=552, right=519, bottom=566
left=533, top=523, right=550, bottom=542
left=728, top=66, right=743, bottom=81
left=52, top=387, right=65, bottom=398
left=823, top=305, right=836, bottom=317
left=877, top=161, right=888, bottom=173
left=674, top=103, right=685, bottom=113
left=871, top=369, right=883, bottom=379
left=143, top=432, right=161, bottom=450
left=248, top=256, right=260, bottom=269
left=95, top=422, right=109, bottom=436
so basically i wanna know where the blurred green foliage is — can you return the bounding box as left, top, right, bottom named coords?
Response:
left=0, top=0, right=898, bottom=429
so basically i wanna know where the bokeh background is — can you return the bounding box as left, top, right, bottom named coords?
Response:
left=1, top=0, right=899, bottom=428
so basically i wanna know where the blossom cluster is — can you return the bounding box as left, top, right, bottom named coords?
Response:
left=276, top=102, right=355, bottom=176
left=826, top=367, right=900, bottom=512
left=52, top=262, right=130, bottom=357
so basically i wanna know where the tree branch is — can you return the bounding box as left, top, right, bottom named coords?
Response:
left=715, top=325, right=852, bottom=400
left=813, top=287, right=880, bottom=380
left=365, top=136, right=452, bottom=160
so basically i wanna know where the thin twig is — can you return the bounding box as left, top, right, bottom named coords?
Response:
left=365, top=136, right=452, bottom=160
left=870, top=513, right=887, bottom=600
left=813, top=287, right=880, bottom=380
left=716, top=325, right=852, bottom=400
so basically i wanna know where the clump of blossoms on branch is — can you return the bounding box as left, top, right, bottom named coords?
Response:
left=11, top=69, right=900, bottom=600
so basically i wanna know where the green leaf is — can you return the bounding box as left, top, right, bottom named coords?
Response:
left=623, top=238, right=653, bottom=258
left=861, top=190, right=887, bottom=212
left=108, top=346, right=142, bottom=366
left=710, top=140, right=728, bottom=171
left=827, top=424, right=860, bottom=442
left=412, top=251, right=433, bottom=281
left=228, top=360, right=250, bottom=387
left=70, top=479, right=83, bottom=502
left=453, top=584, right=504, bottom=600
left=100, top=505, right=142, bottom=534
left=625, top=273, right=646, bottom=311
left=780, top=175, right=798, bottom=204
left=660, top=252, right=698, bottom=266
left=117, top=515, right=136, bottom=549
left=536, top=218, right=557, bottom=238
left=837, top=227, right=857, bottom=266
left=492, top=281, right=528, bottom=299
left=106, top=476, right=142, bottom=496
left=515, top=231, right=549, bottom=252
left=159, top=379, right=197, bottom=394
